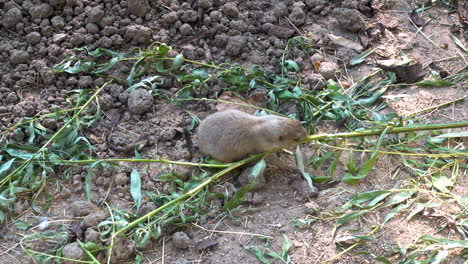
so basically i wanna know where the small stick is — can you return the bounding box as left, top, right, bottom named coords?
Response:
left=407, top=16, right=451, bottom=56
left=405, top=95, right=467, bottom=118
left=193, top=223, right=274, bottom=239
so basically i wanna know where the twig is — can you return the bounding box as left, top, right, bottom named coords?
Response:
left=407, top=16, right=451, bottom=56
left=162, top=237, right=165, bottom=264
left=193, top=223, right=274, bottom=239
left=405, top=95, right=467, bottom=118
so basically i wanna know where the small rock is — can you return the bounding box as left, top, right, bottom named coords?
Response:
left=304, top=73, right=326, bottom=90
left=210, top=10, right=222, bottom=22
left=102, top=236, right=135, bottom=263
left=289, top=7, right=306, bottom=26
left=291, top=179, right=318, bottom=199
left=3, top=8, right=23, bottom=29
left=62, top=242, right=86, bottom=264
left=51, top=16, right=65, bottom=29
left=10, top=50, right=30, bottom=65
left=212, top=182, right=237, bottom=199
left=86, top=6, right=104, bottom=23
left=318, top=61, right=340, bottom=80
left=69, top=200, right=99, bottom=217
left=83, top=211, right=107, bottom=228
left=49, top=0, right=66, bottom=9
left=128, top=0, right=149, bottom=17
left=333, top=8, right=365, bottom=33
left=179, top=23, right=193, bottom=35
left=180, top=10, right=198, bottom=23
left=78, top=76, right=93, bottom=89
left=99, top=93, right=114, bottom=111
left=52, top=33, right=67, bottom=43
left=268, top=25, right=295, bottom=39
left=225, top=36, right=246, bottom=56
left=85, top=23, right=100, bottom=34
left=5, top=92, right=18, bottom=103
left=85, top=228, right=100, bottom=243
left=125, top=25, right=152, bottom=43
left=115, top=172, right=128, bottom=186
left=173, top=231, right=192, bottom=249
left=198, top=0, right=213, bottom=9
left=29, top=3, right=53, bottom=20
left=162, top=11, right=179, bottom=24
left=305, top=0, right=327, bottom=14
left=174, top=166, right=192, bottom=181
left=127, top=89, right=153, bottom=114
left=70, top=33, right=84, bottom=46
left=222, top=3, right=239, bottom=17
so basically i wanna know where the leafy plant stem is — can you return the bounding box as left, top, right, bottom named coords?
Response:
left=76, top=240, right=100, bottom=264
left=0, top=82, right=110, bottom=187
left=318, top=143, right=468, bottom=158
left=111, top=153, right=264, bottom=238
left=323, top=225, right=381, bottom=264
left=302, top=121, right=468, bottom=143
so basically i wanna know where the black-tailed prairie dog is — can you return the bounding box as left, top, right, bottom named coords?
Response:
left=197, top=110, right=307, bottom=163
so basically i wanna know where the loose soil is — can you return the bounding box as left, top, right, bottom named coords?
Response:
left=0, top=0, right=466, bottom=264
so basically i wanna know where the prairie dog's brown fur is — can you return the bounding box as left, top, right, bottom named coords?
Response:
left=197, top=110, right=307, bottom=163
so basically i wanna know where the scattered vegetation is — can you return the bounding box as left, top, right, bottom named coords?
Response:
left=0, top=40, right=466, bottom=263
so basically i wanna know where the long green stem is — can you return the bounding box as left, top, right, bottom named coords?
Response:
left=302, top=121, right=468, bottom=143
left=112, top=153, right=263, bottom=237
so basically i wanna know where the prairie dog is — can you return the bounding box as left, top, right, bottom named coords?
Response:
left=197, top=110, right=307, bottom=163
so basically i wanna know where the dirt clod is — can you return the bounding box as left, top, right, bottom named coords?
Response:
left=62, top=242, right=86, bottom=264
left=172, top=231, right=192, bottom=249
left=69, top=200, right=99, bottom=217
left=127, top=88, right=153, bottom=114
left=333, top=8, right=365, bottom=32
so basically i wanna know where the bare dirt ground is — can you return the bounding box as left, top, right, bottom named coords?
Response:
left=0, top=0, right=467, bottom=263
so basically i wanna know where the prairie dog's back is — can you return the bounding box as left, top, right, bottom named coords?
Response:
left=197, top=110, right=307, bottom=163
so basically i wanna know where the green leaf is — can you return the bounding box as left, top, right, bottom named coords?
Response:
left=343, top=127, right=390, bottom=184
left=308, top=151, right=333, bottom=169
left=130, top=169, right=142, bottom=211
left=15, top=220, right=32, bottom=230
left=349, top=48, right=375, bottom=66
left=124, top=76, right=163, bottom=93
left=295, top=146, right=315, bottom=193
left=418, top=234, right=468, bottom=248
left=341, top=190, right=392, bottom=210
left=155, top=54, right=184, bottom=73
left=246, top=246, right=271, bottom=264
left=450, top=33, right=468, bottom=52
left=336, top=210, right=368, bottom=226
left=381, top=202, right=413, bottom=226
left=5, top=148, right=33, bottom=160
left=283, top=60, right=300, bottom=72
left=382, top=191, right=414, bottom=207
left=280, top=234, right=292, bottom=260
left=127, top=57, right=150, bottom=86
left=0, top=159, right=15, bottom=177
left=327, top=150, right=342, bottom=178
left=434, top=131, right=468, bottom=138
left=411, top=80, right=454, bottom=87
left=347, top=151, right=357, bottom=174
left=431, top=174, right=453, bottom=193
